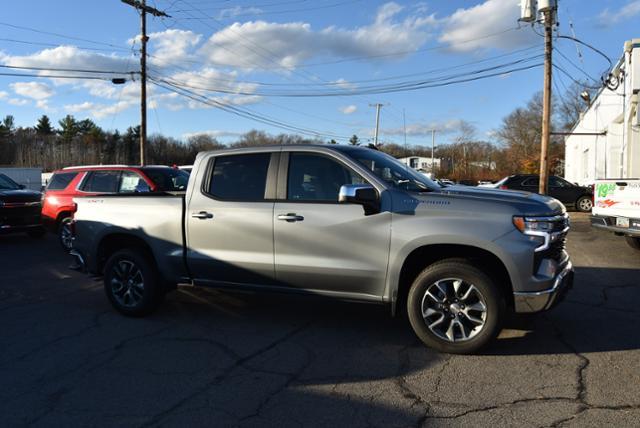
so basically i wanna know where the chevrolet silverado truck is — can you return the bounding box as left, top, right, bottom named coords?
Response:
left=591, top=178, right=640, bottom=250
left=70, top=145, right=573, bottom=354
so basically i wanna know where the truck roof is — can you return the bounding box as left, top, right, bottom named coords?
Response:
left=197, top=144, right=375, bottom=157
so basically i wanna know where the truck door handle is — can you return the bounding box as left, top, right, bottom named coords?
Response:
left=192, top=211, right=214, bottom=219
left=277, top=213, right=304, bottom=222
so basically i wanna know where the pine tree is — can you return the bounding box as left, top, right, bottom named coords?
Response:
left=58, top=115, right=79, bottom=143
left=349, top=134, right=360, bottom=146
left=35, top=115, right=54, bottom=135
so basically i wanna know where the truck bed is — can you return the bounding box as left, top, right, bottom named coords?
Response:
left=72, top=193, right=187, bottom=282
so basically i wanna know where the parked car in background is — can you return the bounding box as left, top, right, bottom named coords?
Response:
left=494, top=174, right=593, bottom=212
left=70, top=145, right=573, bottom=354
left=436, top=178, right=455, bottom=186
left=42, top=165, right=189, bottom=251
left=0, top=173, right=45, bottom=237
left=591, top=179, right=640, bottom=251
left=178, top=165, right=193, bottom=174
left=0, top=167, right=42, bottom=191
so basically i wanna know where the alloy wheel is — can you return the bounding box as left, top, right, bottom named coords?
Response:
left=421, top=278, right=487, bottom=342
left=60, top=219, right=73, bottom=251
left=110, top=260, right=145, bottom=308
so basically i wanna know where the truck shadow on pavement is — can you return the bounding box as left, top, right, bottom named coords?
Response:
left=3, top=232, right=640, bottom=425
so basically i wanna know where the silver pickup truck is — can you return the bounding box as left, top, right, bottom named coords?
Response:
left=70, top=145, right=573, bottom=354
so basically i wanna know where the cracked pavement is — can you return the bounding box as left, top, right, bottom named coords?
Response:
left=1, top=212, right=639, bottom=427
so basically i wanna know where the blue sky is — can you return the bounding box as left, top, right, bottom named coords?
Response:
left=0, top=0, right=637, bottom=146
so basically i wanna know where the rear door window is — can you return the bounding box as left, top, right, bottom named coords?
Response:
left=521, top=177, right=539, bottom=187
left=81, top=171, right=120, bottom=193
left=119, top=171, right=149, bottom=193
left=207, top=153, right=271, bottom=201
left=47, top=172, right=78, bottom=190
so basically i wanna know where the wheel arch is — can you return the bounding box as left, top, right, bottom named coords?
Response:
left=393, top=244, right=513, bottom=316
left=56, top=210, right=73, bottom=225
left=96, top=233, right=157, bottom=276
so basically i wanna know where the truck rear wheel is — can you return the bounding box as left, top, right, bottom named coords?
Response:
left=407, top=259, right=505, bottom=354
left=103, top=249, right=162, bottom=317
left=58, top=217, right=73, bottom=252
left=626, top=236, right=640, bottom=251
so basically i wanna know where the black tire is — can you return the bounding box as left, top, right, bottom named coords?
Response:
left=58, top=217, right=73, bottom=252
left=576, top=196, right=593, bottom=213
left=407, top=258, right=506, bottom=354
left=626, top=236, right=640, bottom=251
left=103, top=249, right=162, bottom=317
left=27, top=227, right=46, bottom=238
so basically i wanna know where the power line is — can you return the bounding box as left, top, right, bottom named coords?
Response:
left=552, top=63, right=601, bottom=90
left=0, top=37, right=135, bottom=53
left=149, top=55, right=544, bottom=97
left=0, top=72, right=123, bottom=80
left=0, top=64, right=138, bottom=75
left=170, top=0, right=365, bottom=18
left=553, top=48, right=600, bottom=84
left=150, top=79, right=352, bottom=140
left=0, top=21, right=131, bottom=52
left=147, top=44, right=542, bottom=88
left=160, top=0, right=408, bottom=128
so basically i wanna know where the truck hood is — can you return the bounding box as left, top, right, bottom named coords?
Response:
left=0, top=189, right=42, bottom=204
left=432, top=185, right=565, bottom=215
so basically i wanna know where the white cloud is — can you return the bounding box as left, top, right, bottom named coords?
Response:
left=10, top=82, right=55, bottom=100
left=35, top=99, right=53, bottom=111
left=218, top=6, right=263, bottom=19
left=598, top=1, right=640, bottom=26
left=438, top=0, right=537, bottom=52
left=135, top=29, right=202, bottom=67
left=0, top=90, right=8, bottom=99
left=339, top=105, right=357, bottom=114
left=1, top=46, right=133, bottom=80
left=7, top=98, right=30, bottom=106
left=91, top=100, right=136, bottom=119
left=382, top=119, right=465, bottom=136
left=167, top=67, right=262, bottom=107
left=331, top=78, right=357, bottom=90
left=200, top=2, right=436, bottom=69
left=64, top=101, right=95, bottom=113
left=183, top=130, right=243, bottom=140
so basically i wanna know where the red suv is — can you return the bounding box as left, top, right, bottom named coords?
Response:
left=42, top=165, right=189, bottom=250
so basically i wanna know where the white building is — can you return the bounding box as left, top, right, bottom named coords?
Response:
left=398, top=156, right=441, bottom=172
left=564, top=39, right=640, bottom=185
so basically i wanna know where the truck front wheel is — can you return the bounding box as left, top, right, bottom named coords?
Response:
left=407, top=259, right=506, bottom=354
left=103, top=249, right=163, bottom=317
left=625, top=236, right=640, bottom=251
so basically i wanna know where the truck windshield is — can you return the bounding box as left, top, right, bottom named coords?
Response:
left=346, top=150, right=441, bottom=192
left=142, top=168, right=190, bottom=191
left=0, top=174, right=20, bottom=190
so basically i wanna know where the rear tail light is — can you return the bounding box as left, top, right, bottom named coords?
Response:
left=499, top=185, right=508, bottom=190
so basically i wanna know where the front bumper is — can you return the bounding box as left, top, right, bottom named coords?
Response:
left=513, top=261, right=574, bottom=313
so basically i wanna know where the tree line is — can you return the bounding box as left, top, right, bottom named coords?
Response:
left=0, top=83, right=586, bottom=179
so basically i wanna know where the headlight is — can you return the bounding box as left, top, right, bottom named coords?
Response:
left=513, top=215, right=569, bottom=252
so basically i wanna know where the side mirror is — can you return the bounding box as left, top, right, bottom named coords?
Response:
left=338, top=184, right=380, bottom=215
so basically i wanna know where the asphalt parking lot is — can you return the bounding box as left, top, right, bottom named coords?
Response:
left=1, top=212, right=639, bottom=427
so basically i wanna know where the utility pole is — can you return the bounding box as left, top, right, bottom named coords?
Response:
left=431, top=129, right=436, bottom=175
left=370, top=103, right=384, bottom=147
left=121, top=0, right=169, bottom=166
left=539, top=2, right=556, bottom=195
